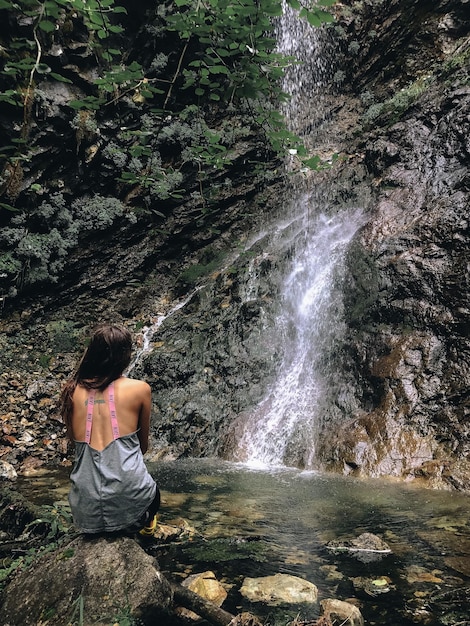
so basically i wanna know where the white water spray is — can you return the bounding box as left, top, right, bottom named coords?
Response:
left=236, top=206, right=363, bottom=468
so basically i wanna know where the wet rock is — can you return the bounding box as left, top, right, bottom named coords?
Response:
left=177, top=570, right=228, bottom=620
left=327, top=532, right=392, bottom=563
left=405, top=565, right=443, bottom=584
left=351, top=576, right=395, bottom=598
left=240, top=573, right=318, bottom=606
left=0, top=535, right=172, bottom=626
left=443, top=556, right=470, bottom=577
left=0, top=461, right=17, bottom=481
left=183, top=570, right=227, bottom=606
left=153, top=520, right=194, bottom=542
left=320, top=598, right=364, bottom=626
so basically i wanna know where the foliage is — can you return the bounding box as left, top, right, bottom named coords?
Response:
left=0, top=0, right=337, bottom=295
left=46, top=319, right=80, bottom=352
left=0, top=500, right=73, bottom=590
left=362, top=74, right=436, bottom=127
left=177, top=250, right=228, bottom=287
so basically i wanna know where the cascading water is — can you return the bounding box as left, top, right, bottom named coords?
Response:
left=231, top=5, right=365, bottom=468
left=234, top=206, right=364, bottom=468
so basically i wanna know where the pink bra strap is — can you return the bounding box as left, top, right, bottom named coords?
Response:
left=85, top=390, right=95, bottom=444
left=107, top=381, right=120, bottom=440
left=85, top=383, right=120, bottom=444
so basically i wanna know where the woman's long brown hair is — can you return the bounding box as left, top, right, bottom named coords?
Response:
left=60, top=324, right=133, bottom=438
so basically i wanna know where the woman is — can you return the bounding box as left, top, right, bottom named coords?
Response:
left=60, top=323, right=160, bottom=535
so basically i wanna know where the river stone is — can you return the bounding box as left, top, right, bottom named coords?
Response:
left=351, top=575, right=395, bottom=597
left=183, top=570, right=227, bottom=605
left=0, top=461, right=17, bottom=481
left=177, top=570, right=228, bottom=620
left=444, top=556, right=470, bottom=578
left=327, top=532, right=391, bottom=563
left=0, top=535, right=172, bottom=626
left=320, top=598, right=364, bottom=626
left=240, top=573, right=318, bottom=605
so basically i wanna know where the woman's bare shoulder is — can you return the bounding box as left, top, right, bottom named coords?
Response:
left=117, top=377, right=151, bottom=394
left=73, top=385, right=88, bottom=401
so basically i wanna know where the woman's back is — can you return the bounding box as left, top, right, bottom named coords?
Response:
left=71, top=377, right=151, bottom=453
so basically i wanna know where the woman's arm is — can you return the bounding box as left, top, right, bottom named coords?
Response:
left=137, top=382, right=152, bottom=454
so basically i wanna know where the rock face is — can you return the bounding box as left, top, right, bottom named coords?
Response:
left=137, top=0, right=470, bottom=490
left=316, top=0, right=470, bottom=489
left=0, top=535, right=172, bottom=626
left=0, top=0, right=469, bottom=491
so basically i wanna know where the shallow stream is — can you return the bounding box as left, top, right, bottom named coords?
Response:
left=16, top=459, right=470, bottom=625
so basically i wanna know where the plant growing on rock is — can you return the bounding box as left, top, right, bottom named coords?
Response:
left=0, top=193, right=133, bottom=291
left=0, top=0, right=336, bottom=296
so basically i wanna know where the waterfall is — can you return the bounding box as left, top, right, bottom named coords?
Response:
left=234, top=206, right=364, bottom=468
left=230, top=5, right=365, bottom=468
left=126, top=288, right=202, bottom=375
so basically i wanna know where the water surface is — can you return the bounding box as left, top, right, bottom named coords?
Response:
left=17, top=459, right=469, bottom=625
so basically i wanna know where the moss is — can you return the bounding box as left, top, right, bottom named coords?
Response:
left=46, top=319, right=80, bottom=352
left=184, top=537, right=268, bottom=563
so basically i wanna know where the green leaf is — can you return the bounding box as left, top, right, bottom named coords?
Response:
left=208, top=65, right=229, bottom=74
left=38, top=20, right=56, bottom=33
left=49, top=72, right=73, bottom=83
left=318, top=9, right=335, bottom=22
left=119, top=172, right=138, bottom=181
left=306, top=11, right=322, bottom=27
left=0, top=202, right=19, bottom=212
left=36, top=63, right=52, bottom=74
left=302, top=155, right=322, bottom=170
left=68, top=97, right=103, bottom=111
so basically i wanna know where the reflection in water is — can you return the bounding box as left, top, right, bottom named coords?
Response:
left=16, top=459, right=470, bottom=626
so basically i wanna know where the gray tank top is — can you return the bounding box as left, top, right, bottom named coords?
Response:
left=68, top=381, right=156, bottom=533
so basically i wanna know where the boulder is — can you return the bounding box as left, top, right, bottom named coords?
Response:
left=0, top=535, right=172, bottom=625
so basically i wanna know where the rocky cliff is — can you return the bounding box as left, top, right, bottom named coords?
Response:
left=0, top=0, right=469, bottom=491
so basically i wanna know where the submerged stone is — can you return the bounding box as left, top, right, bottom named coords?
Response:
left=351, top=575, right=395, bottom=597
left=327, top=532, right=392, bottom=563
left=320, top=598, right=364, bottom=626
left=405, top=565, right=443, bottom=584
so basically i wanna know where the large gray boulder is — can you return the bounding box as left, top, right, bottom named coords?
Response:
left=0, top=535, right=172, bottom=626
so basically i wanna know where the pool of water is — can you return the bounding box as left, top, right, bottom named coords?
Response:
left=15, top=458, right=470, bottom=625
